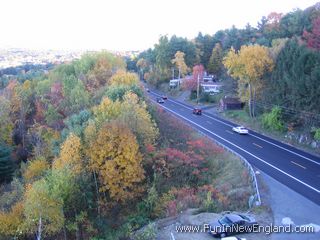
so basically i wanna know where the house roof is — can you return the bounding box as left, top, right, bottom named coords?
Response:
left=221, top=97, right=241, bottom=104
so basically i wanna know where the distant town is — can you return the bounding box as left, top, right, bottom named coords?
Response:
left=0, top=48, right=140, bottom=70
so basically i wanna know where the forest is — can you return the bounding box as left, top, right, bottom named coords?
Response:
left=0, top=51, right=251, bottom=239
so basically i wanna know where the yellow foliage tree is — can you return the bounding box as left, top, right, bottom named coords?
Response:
left=92, top=97, right=122, bottom=127
left=109, top=70, right=139, bottom=86
left=119, top=92, right=158, bottom=146
left=223, top=45, right=274, bottom=117
left=0, top=201, right=24, bottom=237
left=23, top=179, right=65, bottom=237
left=91, top=92, right=158, bottom=147
left=171, top=51, right=188, bottom=78
left=53, top=133, right=82, bottom=175
left=86, top=122, right=145, bottom=202
left=24, top=157, right=49, bottom=183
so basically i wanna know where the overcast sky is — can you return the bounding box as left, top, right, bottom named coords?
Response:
left=0, top=0, right=318, bottom=51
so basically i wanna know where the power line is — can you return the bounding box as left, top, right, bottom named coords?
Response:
left=253, top=100, right=320, bottom=118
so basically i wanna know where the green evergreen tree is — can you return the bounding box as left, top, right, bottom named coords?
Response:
left=208, top=43, right=223, bottom=77
left=0, top=144, right=14, bottom=184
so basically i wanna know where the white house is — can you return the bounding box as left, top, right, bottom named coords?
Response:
left=200, top=83, right=222, bottom=95
left=169, top=78, right=183, bottom=88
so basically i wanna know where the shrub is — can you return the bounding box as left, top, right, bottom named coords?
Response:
left=314, top=128, right=320, bottom=141
left=261, top=106, right=285, bottom=132
left=134, top=223, right=157, bottom=240
left=202, top=191, right=218, bottom=212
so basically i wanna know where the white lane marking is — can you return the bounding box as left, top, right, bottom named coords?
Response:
left=226, top=130, right=234, bottom=134
left=253, top=143, right=263, bottom=148
left=206, top=120, right=212, bottom=124
left=291, top=161, right=307, bottom=170
left=170, top=232, right=175, bottom=240
left=282, top=217, right=294, bottom=225
left=152, top=93, right=320, bottom=166
left=150, top=98, right=320, bottom=194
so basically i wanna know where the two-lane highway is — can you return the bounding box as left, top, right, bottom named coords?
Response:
left=148, top=90, right=320, bottom=205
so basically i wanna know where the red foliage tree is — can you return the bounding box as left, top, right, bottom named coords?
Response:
left=182, top=64, right=204, bottom=90
left=49, top=82, right=64, bottom=107
left=303, top=16, right=320, bottom=50
left=34, top=100, right=45, bottom=123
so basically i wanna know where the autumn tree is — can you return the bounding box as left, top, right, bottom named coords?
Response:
left=92, top=97, right=122, bottom=127
left=28, top=124, right=60, bottom=159
left=181, top=64, right=204, bottom=91
left=208, top=43, right=223, bottom=77
left=86, top=122, right=145, bottom=203
left=0, top=202, right=24, bottom=238
left=81, top=52, right=126, bottom=92
left=136, top=58, right=148, bottom=80
left=264, top=12, right=283, bottom=39
left=105, top=84, right=143, bottom=102
left=118, top=92, right=158, bottom=146
left=23, top=157, right=49, bottom=183
left=53, top=133, right=83, bottom=175
left=171, top=51, right=188, bottom=78
left=303, top=16, right=320, bottom=50
left=24, top=179, right=65, bottom=238
left=109, top=70, right=139, bottom=86
left=223, top=45, right=274, bottom=117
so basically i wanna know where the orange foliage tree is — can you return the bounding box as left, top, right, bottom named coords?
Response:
left=86, top=122, right=145, bottom=203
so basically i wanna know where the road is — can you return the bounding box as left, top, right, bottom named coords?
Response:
left=148, top=90, right=320, bottom=205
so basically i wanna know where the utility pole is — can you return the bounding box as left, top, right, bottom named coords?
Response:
left=197, top=74, right=200, bottom=105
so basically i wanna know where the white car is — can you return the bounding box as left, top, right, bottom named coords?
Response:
left=232, top=126, right=249, bottom=134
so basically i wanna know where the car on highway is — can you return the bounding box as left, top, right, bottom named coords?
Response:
left=161, top=95, right=168, bottom=100
left=232, top=126, right=249, bottom=134
left=156, top=97, right=164, bottom=104
left=146, top=88, right=150, bottom=92
left=193, top=107, right=202, bottom=115
left=208, top=213, right=257, bottom=238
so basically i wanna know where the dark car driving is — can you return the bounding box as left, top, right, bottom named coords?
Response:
left=156, top=97, right=164, bottom=104
left=193, top=107, right=202, bottom=115
left=162, top=95, right=168, bottom=100
left=208, top=213, right=258, bottom=238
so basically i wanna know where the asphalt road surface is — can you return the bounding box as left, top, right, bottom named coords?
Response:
left=148, top=90, right=320, bottom=205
